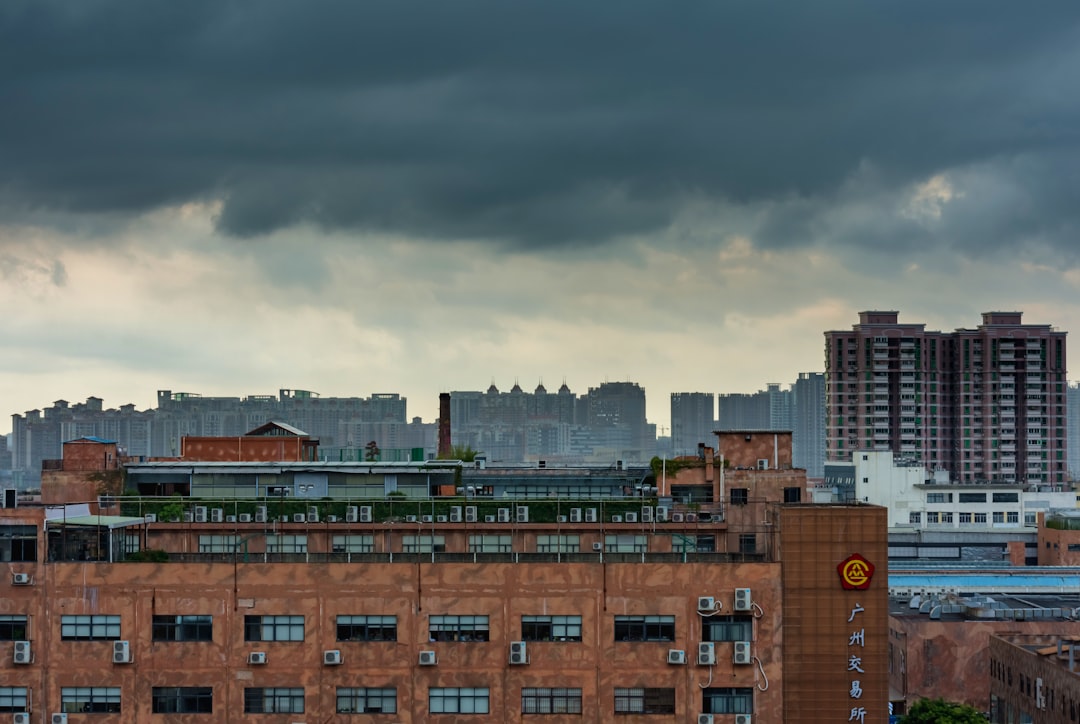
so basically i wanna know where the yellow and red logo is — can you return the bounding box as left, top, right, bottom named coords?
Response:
left=837, top=553, right=874, bottom=590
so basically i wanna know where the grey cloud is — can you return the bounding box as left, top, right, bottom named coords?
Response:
left=1, top=1, right=1079, bottom=252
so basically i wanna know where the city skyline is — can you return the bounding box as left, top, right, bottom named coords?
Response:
left=3, top=3, right=1080, bottom=439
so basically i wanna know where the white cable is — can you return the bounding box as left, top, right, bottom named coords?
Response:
left=698, top=662, right=715, bottom=689
left=753, top=655, right=769, bottom=691
left=751, top=601, right=764, bottom=619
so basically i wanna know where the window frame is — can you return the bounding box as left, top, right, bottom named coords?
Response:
left=0, top=687, right=29, bottom=713
left=521, top=615, right=582, bottom=642
left=429, top=687, right=490, bottom=714
left=244, top=615, right=305, bottom=642
left=60, top=614, right=121, bottom=641
left=613, top=615, right=675, bottom=642
left=336, top=615, right=397, bottom=642
left=521, top=687, right=583, bottom=715
left=468, top=534, right=513, bottom=553
left=614, top=687, right=675, bottom=715
left=151, top=686, right=213, bottom=714
left=536, top=535, right=579, bottom=553
left=243, top=687, right=305, bottom=714
left=0, top=615, right=28, bottom=642
left=702, top=615, right=753, bottom=642
left=428, top=615, right=490, bottom=642
left=61, top=687, right=121, bottom=714
left=332, top=534, right=374, bottom=553
left=336, top=687, right=397, bottom=714
left=152, top=615, right=213, bottom=642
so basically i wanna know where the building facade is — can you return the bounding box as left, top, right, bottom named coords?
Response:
left=670, top=392, right=716, bottom=457
left=825, top=311, right=1068, bottom=485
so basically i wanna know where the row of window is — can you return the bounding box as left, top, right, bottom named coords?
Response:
left=0, top=685, right=751, bottom=716
left=200, top=533, right=708, bottom=554
left=909, top=511, right=1021, bottom=525
left=28, top=613, right=752, bottom=644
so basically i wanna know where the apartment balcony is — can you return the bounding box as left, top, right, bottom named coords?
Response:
left=1000, top=444, right=1016, bottom=453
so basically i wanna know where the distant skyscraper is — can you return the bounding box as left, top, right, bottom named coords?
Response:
left=1068, top=382, right=1080, bottom=479
left=792, top=372, right=826, bottom=479
left=718, top=392, right=770, bottom=429
left=825, top=310, right=1067, bottom=485
left=670, top=392, right=715, bottom=456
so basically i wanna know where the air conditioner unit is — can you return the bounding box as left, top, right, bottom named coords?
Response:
left=210, top=508, right=224, bottom=523
left=509, top=641, right=528, bottom=665
left=436, top=515, right=448, bottom=523
left=419, top=650, right=437, bottom=666
left=239, top=513, right=252, bottom=523
left=226, top=514, right=237, bottom=523
left=279, top=515, right=289, bottom=523
left=182, top=510, right=193, bottom=522
left=625, top=512, right=637, bottom=523
left=734, top=588, right=753, bottom=611
left=248, top=652, right=267, bottom=665
left=51, top=715, right=68, bottom=724
left=406, top=515, right=418, bottom=523
left=345, top=505, right=359, bottom=522
left=733, top=641, right=752, bottom=665
left=465, top=506, right=478, bottom=523
left=497, top=508, right=510, bottom=523
left=291, top=513, right=305, bottom=523
left=698, top=714, right=714, bottom=724
left=667, top=649, right=687, bottom=665
left=697, top=641, right=716, bottom=666
left=449, top=506, right=462, bottom=522
left=326, top=515, right=338, bottom=523
left=484, top=515, right=496, bottom=523
left=685, top=513, right=697, bottom=522
left=323, top=649, right=342, bottom=665
left=13, top=641, right=31, bottom=664
left=641, top=506, right=653, bottom=522
left=592, top=542, right=603, bottom=551
left=757, top=458, right=769, bottom=470
left=672, top=513, right=684, bottom=522
left=307, top=507, right=319, bottom=523
left=419, top=515, right=432, bottom=523
left=611, top=515, right=623, bottom=523
left=697, top=596, right=717, bottom=612
left=585, top=508, right=598, bottom=523
left=656, top=507, right=669, bottom=522
left=144, top=513, right=157, bottom=523
left=735, top=715, right=752, bottom=724
left=13, top=713, right=30, bottom=724
left=569, top=508, right=582, bottom=522
left=12, top=573, right=31, bottom=586
left=516, top=506, right=529, bottom=523
left=194, top=506, right=207, bottom=523
left=557, top=515, right=568, bottom=523
left=112, top=640, right=132, bottom=664
left=360, top=506, right=373, bottom=523
left=254, top=506, right=267, bottom=523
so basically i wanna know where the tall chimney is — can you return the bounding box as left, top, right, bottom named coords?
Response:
left=437, top=393, right=452, bottom=458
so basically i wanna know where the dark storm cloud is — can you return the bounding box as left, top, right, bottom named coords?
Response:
left=1, top=0, right=1079, bottom=250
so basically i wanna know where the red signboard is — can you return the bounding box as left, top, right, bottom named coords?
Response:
left=837, top=553, right=874, bottom=590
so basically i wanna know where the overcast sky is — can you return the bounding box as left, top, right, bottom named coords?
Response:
left=2, top=0, right=1080, bottom=432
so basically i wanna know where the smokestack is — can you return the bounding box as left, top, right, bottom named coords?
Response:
left=438, top=393, right=452, bottom=458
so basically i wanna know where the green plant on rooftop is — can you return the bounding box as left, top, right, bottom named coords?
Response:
left=900, top=698, right=987, bottom=724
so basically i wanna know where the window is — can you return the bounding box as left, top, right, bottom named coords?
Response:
left=123, top=534, right=140, bottom=555
left=337, top=687, right=396, bottom=714
left=429, top=687, right=489, bottom=714
left=522, top=688, right=582, bottom=715
left=926, top=512, right=940, bottom=524
left=0, top=687, right=29, bottom=713
left=993, top=512, right=1005, bottom=524
left=958, top=493, right=986, bottom=503
left=614, top=615, right=675, bottom=642
left=522, top=615, right=582, bottom=642
left=0, top=526, right=36, bottom=562
left=993, top=492, right=1020, bottom=503
left=739, top=534, right=756, bottom=554
left=536, top=535, right=579, bottom=553
left=941, top=512, right=954, bottom=524
left=1007, top=511, right=1019, bottom=524
left=266, top=534, right=307, bottom=554
left=152, top=687, right=213, bottom=713
left=469, top=535, right=513, bottom=553
left=244, top=687, right=304, bottom=714
left=926, top=493, right=952, bottom=503
left=909, top=512, right=921, bottom=525
left=614, top=688, right=675, bottom=715
left=244, top=615, right=304, bottom=642
left=604, top=535, right=648, bottom=553
left=152, top=615, right=213, bottom=642
left=336, top=615, right=397, bottom=642
left=332, top=535, right=374, bottom=553
left=403, top=535, right=446, bottom=553
left=702, top=615, right=753, bottom=642
left=783, top=487, right=802, bottom=503
left=958, top=513, right=972, bottom=525
left=61, top=614, right=120, bottom=640
left=701, top=687, right=753, bottom=715
left=198, top=534, right=239, bottom=553
left=730, top=488, right=749, bottom=506
left=975, top=513, right=987, bottom=524
left=61, top=687, right=121, bottom=713
left=0, top=615, right=28, bottom=641
left=429, top=615, right=489, bottom=642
